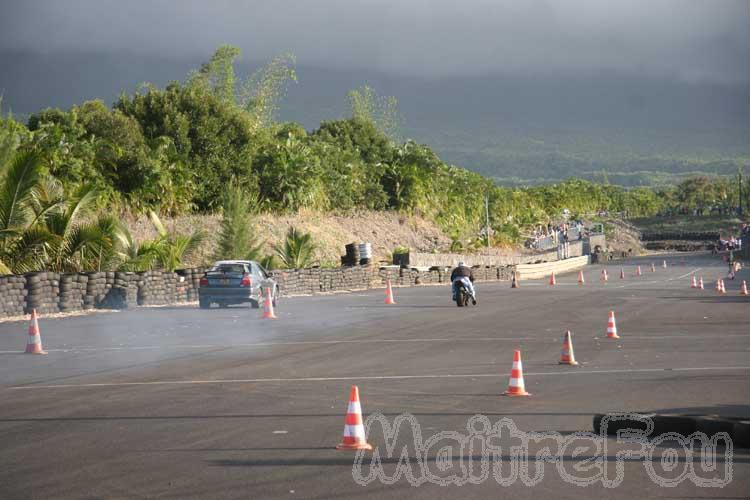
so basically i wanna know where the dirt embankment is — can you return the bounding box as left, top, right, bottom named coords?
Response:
left=126, top=210, right=451, bottom=267
left=604, top=218, right=646, bottom=256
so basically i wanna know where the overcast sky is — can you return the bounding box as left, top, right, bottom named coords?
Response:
left=1, top=0, right=749, bottom=85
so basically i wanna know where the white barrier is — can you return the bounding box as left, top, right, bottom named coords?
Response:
left=515, top=255, right=590, bottom=281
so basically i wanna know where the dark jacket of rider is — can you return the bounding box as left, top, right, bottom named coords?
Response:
left=450, top=265, right=475, bottom=282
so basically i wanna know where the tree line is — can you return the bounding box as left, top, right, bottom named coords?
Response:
left=0, top=45, right=746, bottom=273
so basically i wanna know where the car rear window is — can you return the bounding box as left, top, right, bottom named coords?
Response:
left=209, top=264, right=246, bottom=274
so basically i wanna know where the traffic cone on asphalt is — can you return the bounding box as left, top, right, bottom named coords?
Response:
left=385, top=279, right=396, bottom=304
left=549, top=272, right=556, bottom=286
left=502, top=350, right=530, bottom=396
left=262, top=287, right=277, bottom=319
left=690, top=275, right=697, bottom=288
left=720, top=279, right=727, bottom=294
left=620, top=268, right=625, bottom=280
left=662, top=260, right=668, bottom=268
left=651, top=263, right=656, bottom=273
left=606, top=311, right=620, bottom=339
left=559, top=331, right=579, bottom=365
left=715, top=279, right=722, bottom=293
left=577, top=270, right=585, bottom=285
left=740, top=280, right=748, bottom=296
left=601, top=269, right=608, bottom=282
left=24, top=309, right=47, bottom=355
left=636, top=266, right=642, bottom=276
left=336, top=385, right=373, bottom=451
left=698, top=277, right=704, bottom=290
left=511, top=271, right=519, bottom=288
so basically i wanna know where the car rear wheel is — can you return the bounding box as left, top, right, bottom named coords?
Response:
left=199, top=298, right=210, bottom=309
left=249, top=299, right=260, bottom=309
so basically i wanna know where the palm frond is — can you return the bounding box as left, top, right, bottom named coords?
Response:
left=0, top=150, right=42, bottom=235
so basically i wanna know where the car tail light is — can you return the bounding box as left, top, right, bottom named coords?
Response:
left=240, top=274, right=252, bottom=287
left=199, top=277, right=208, bottom=286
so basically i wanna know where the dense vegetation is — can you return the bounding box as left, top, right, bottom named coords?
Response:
left=0, top=46, right=747, bottom=273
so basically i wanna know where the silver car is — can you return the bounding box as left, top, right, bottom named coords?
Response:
left=198, top=260, right=278, bottom=309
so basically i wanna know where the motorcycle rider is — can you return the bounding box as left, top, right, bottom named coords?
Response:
left=450, top=261, right=477, bottom=305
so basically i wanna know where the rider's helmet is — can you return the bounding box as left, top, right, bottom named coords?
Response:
left=458, top=261, right=465, bottom=267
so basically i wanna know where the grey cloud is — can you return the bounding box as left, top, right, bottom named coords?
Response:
left=1, top=0, right=749, bottom=84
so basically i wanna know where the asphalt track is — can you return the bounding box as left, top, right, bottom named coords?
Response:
left=1, top=252, right=748, bottom=499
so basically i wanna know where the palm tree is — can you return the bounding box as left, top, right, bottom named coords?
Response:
left=114, top=225, right=162, bottom=272
left=274, top=226, right=316, bottom=269
left=214, top=180, right=264, bottom=261
left=148, top=210, right=205, bottom=272
left=0, top=150, right=49, bottom=273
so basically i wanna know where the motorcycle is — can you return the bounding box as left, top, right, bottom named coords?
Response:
left=454, top=279, right=473, bottom=307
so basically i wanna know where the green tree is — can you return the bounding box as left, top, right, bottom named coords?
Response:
left=347, top=85, right=402, bottom=140
left=189, top=45, right=241, bottom=104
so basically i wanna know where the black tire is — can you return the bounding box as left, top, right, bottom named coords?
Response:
left=199, top=298, right=210, bottom=309
left=250, top=299, right=260, bottom=309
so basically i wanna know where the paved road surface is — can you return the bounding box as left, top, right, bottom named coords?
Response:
left=1, top=253, right=748, bottom=499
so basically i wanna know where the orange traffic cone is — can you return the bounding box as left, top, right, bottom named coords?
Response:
left=740, top=280, right=748, bottom=296
left=24, top=309, right=47, bottom=355
left=601, top=269, right=608, bottom=282
left=715, top=279, right=722, bottom=293
left=336, top=385, right=373, bottom=450
left=577, top=270, right=585, bottom=285
left=636, top=266, right=642, bottom=277
left=720, top=279, right=727, bottom=294
left=262, top=287, right=277, bottom=319
left=502, top=350, right=530, bottom=396
left=690, top=275, right=697, bottom=288
left=549, top=272, right=556, bottom=286
left=511, top=271, right=519, bottom=288
left=559, top=330, right=579, bottom=365
left=385, top=279, right=396, bottom=304
left=619, top=268, right=625, bottom=280
left=650, top=263, right=656, bottom=273
left=662, top=260, right=667, bottom=268
left=606, top=311, right=620, bottom=339
left=698, top=277, right=704, bottom=290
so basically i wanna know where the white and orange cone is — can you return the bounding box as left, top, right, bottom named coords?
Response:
left=606, top=311, right=620, bottom=339
left=24, top=309, right=47, bottom=355
left=511, top=271, right=519, bottom=288
left=549, top=272, right=556, bottom=286
left=262, top=287, right=277, bottom=319
left=385, top=279, right=396, bottom=305
left=601, top=269, right=608, bottom=282
left=636, top=266, right=642, bottom=277
left=715, top=279, right=722, bottom=293
left=662, top=260, right=668, bottom=268
left=720, top=279, right=727, bottom=294
left=336, top=385, right=373, bottom=451
left=690, top=275, right=697, bottom=288
left=619, top=268, right=625, bottom=280
left=698, top=277, right=704, bottom=290
left=577, top=270, right=585, bottom=285
left=502, top=350, right=530, bottom=396
left=559, top=331, right=579, bottom=365
left=740, top=280, right=748, bottom=296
